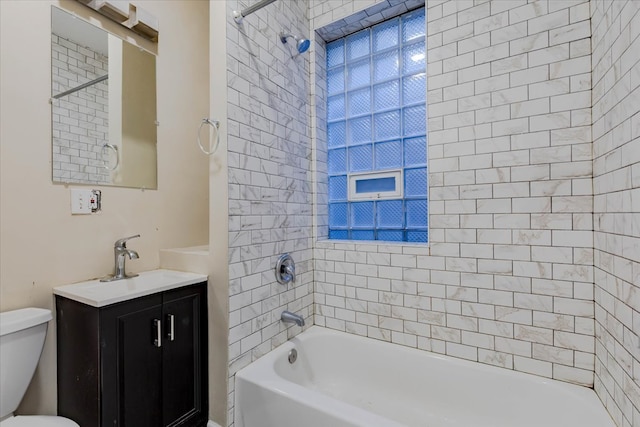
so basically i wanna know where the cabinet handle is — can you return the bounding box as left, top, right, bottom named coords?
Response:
left=167, top=314, right=175, bottom=341
left=153, top=319, right=162, bottom=347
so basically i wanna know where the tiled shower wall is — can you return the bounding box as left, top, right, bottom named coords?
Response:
left=225, top=0, right=313, bottom=425
left=51, top=34, right=110, bottom=184
left=591, top=1, right=640, bottom=426
left=313, top=0, right=597, bottom=386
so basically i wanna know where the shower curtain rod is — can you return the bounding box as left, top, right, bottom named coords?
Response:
left=52, top=74, right=108, bottom=100
left=233, top=0, right=277, bottom=23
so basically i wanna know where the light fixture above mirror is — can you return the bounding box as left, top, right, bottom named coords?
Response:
left=74, top=0, right=159, bottom=42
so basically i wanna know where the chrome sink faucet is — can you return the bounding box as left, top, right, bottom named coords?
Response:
left=101, top=235, right=140, bottom=282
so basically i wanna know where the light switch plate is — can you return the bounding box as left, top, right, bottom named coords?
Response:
left=71, top=189, right=93, bottom=214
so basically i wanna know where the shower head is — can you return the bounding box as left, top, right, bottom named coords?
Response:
left=280, top=32, right=310, bottom=54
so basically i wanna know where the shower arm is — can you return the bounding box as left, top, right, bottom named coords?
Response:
left=233, top=0, right=277, bottom=24
left=280, top=33, right=295, bottom=43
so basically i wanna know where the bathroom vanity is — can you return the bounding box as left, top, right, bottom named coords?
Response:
left=54, top=270, right=208, bottom=427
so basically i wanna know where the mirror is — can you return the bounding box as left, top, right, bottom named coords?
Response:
left=51, top=7, right=158, bottom=189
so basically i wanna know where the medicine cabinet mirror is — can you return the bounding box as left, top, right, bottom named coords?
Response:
left=51, top=6, right=158, bottom=189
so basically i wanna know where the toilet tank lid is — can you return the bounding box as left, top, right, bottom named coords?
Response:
left=0, top=308, right=52, bottom=337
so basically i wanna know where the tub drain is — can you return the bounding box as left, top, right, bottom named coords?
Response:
left=288, top=348, right=297, bottom=364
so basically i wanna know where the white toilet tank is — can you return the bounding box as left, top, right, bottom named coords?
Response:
left=0, top=308, right=52, bottom=419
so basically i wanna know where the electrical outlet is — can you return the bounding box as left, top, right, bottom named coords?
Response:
left=70, top=189, right=93, bottom=214
left=90, top=189, right=102, bottom=212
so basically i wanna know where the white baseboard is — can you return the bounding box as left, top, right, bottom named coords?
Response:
left=207, top=421, right=223, bottom=427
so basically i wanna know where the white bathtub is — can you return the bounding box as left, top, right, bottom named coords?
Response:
left=235, top=326, right=614, bottom=427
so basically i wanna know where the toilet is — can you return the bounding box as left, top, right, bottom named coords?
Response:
left=0, top=308, right=78, bottom=427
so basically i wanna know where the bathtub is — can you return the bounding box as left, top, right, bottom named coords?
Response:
left=235, top=326, right=614, bottom=427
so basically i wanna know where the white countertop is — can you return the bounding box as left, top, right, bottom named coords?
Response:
left=53, top=269, right=208, bottom=307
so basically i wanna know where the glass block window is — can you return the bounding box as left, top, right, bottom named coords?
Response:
left=326, top=7, right=427, bottom=243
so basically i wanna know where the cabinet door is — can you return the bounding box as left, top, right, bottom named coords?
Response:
left=101, top=294, right=164, bottom=427
left=56, top=296, right=101, bottom=427
left=162, top=284, right=208, bottom=427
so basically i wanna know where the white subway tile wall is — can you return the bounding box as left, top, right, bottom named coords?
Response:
left=225, top=1, right=313, bottom=425
left=224, top=1, right=640, bottom=426
left=591, top=1, right=640, bottom=426
left=51, top=34, right=110, bottom=185
left=312, top=0, right=596, bottom=392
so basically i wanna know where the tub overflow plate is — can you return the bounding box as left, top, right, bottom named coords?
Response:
left=288, top=348, right=297, bottom=364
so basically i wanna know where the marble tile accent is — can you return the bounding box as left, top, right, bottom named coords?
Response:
left=591, top=1, right=640, bottom=426
left=226, top=1, right=313, bottom=425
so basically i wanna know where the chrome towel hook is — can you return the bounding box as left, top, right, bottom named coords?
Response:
left=197, top=118, right=220, bottom=155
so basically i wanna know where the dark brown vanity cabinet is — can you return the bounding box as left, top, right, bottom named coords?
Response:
left=56, top=282, right=208, bottom=427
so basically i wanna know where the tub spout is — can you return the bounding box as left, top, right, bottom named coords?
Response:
left=281, top=310, right=305, bottom=327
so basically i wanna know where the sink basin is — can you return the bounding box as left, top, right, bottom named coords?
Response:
left=53, top=269, right=208, bottom=307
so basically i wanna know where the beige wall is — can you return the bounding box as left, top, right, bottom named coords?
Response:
left=0, top=0, right=209, bottom=415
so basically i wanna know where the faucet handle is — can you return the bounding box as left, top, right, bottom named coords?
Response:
left=115, top=234, right=140, bottom=248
